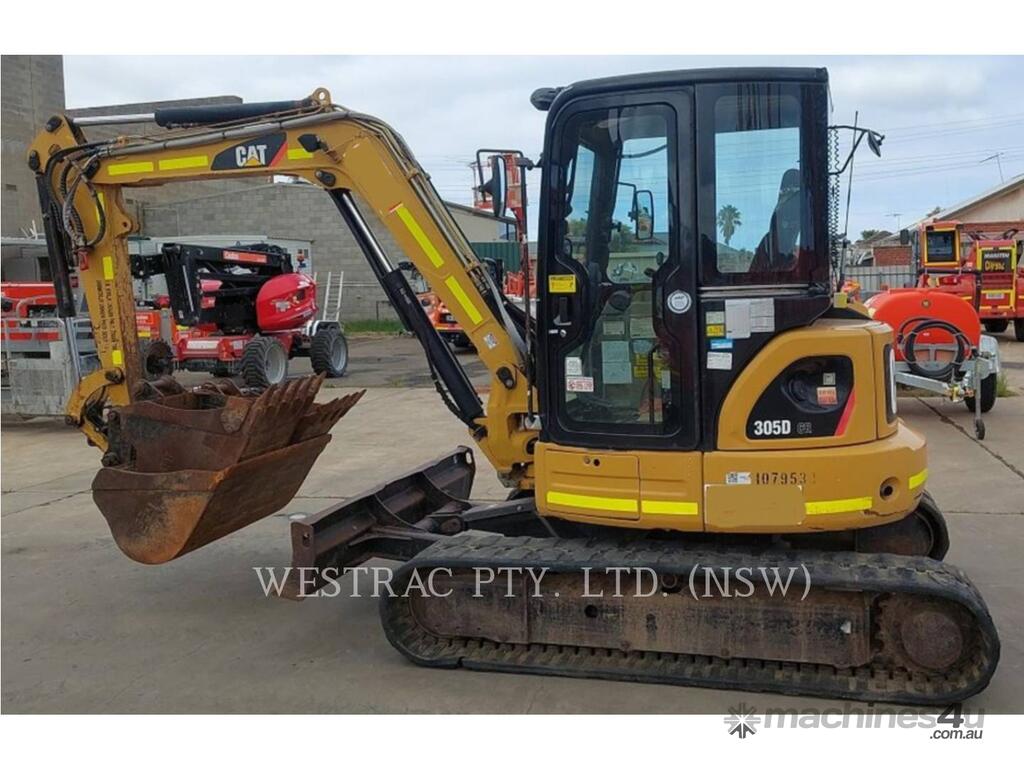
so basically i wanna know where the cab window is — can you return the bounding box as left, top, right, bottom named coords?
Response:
left=698, top=82, right=825, bottom=286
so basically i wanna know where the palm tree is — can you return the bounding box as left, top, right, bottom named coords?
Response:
left=717, top=204, right=742, bottom=246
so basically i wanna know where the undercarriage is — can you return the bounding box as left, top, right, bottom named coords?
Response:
left=283, top=448, right=999, bottom=705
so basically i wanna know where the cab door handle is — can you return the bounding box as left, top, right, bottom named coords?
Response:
left=552, top=295, right=573, bottom=327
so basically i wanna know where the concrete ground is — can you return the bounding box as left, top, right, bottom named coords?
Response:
left=2, top=332, right=1022, bottom=713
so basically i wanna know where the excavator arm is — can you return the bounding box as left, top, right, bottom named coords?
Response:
left=30, top=88, right=540, bottom=563
left=30, top=88, right=537, bottom=482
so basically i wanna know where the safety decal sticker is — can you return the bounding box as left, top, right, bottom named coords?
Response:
left=725, top=471, right=752, bottom=485
left=565, top=356, right=583, bottom=376
left=566, top=376, right=594, bottom=393
left=749, top=297, right=775, bottom=333
left=707, top=351, right=732, bottom=370
left=706, top=324, right=725, bottom=338
left=601, top=341, right=631, bottom=384
left=817, top=386, right=838, bottom=406
left=548, top=274, right=577, bottom=293
left=709, top=338, right=733, bottom=351
left=725, top=300, right=752, bottom=339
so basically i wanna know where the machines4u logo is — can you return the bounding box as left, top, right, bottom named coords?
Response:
left=212, top=132, right=287, bottom=170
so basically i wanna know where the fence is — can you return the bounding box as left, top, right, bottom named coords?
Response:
left=845, top=265, right=917, bottom=296
left=2, top=317, right=98, bottom=417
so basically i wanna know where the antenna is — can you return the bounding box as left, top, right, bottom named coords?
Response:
left=980, top=153, right=1005, bottom=183
left=839, top=111, right=860, bottom=288
left=887, top=212, right=903, bottom=231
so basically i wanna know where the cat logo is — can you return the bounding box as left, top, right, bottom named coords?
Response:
left=236, top=144, right=268, bottom=167
left=211, top=132, right=287, bottom=171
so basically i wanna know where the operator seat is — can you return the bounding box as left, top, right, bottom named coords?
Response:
left=750, top=168, right=802, bottom=273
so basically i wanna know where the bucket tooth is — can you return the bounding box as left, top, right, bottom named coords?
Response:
left=293, top=390, right=365, bottom=442
left=235, top=377, right=323, bottom=459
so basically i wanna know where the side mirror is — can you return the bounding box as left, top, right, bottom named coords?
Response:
left=633, top=190, right=655, bottom=241
left=477, top=155, right=506, bottom=218
left=867, top=130, right=884, bottom=157
left=899, top=229, right=910, bottom=246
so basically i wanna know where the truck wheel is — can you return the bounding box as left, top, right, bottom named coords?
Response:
left=964, top=374, right=997, bottom=414
left=983, top=319, right=1008, bottom=334
left=139, top=338, right=175, bottom=380
left=310, top=325, right=348, bottom=377
left=452, top=334, right=472, bottom=349
left=240, top=336, right=288, bottom=389
left=1016, top=318, right=1024, bottom=342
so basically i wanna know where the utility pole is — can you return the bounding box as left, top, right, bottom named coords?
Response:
left=980, top=152, right=1005, bottom=183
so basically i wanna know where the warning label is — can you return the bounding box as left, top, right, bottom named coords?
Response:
left=548, top=274, right=577, bottom=293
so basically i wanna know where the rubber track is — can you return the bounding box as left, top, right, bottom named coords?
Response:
left=380, top=535, right=999, bottom=705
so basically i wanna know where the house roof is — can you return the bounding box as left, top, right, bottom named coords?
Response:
left=932, top=174, right=1024, bottom=222
left=854, top=230, right=894, bottom=247
left=443, top=200, right=517, bottom=226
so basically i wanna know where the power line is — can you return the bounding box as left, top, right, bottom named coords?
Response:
left=875, top=110, right=1024, bottom=133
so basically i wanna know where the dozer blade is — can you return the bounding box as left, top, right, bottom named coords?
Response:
left=94, top=376, right=365, bottom=564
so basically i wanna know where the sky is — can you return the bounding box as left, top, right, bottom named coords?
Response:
left=63, top=55, right=1023, bottom=241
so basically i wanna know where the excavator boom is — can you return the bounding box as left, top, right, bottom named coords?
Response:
left=32, top=89, right=535, bottom=475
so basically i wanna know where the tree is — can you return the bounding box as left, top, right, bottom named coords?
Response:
left=717, top=205, right=742, bottom=246
left=860, top=229, right=881, bottom=240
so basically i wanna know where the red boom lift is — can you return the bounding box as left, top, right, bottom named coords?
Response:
left=132, top=242, right=349, bottom=387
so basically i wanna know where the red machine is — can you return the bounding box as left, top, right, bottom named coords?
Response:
left=866, top=287, right=1001, bottom=436
left=3, top=279, right=176, bottom=375
left=132, top=243, right=348, bottom=386
left=413, top=283, right=472, bottom=349
left=399, top=257, right=505, bottom=349
left=473, top=148, right=532, bottom=303
left=395, top=149, right=533, bottom=351
left=913, top=219, right=1024, bottom=339
left=1, top=282, right=61, bottom=347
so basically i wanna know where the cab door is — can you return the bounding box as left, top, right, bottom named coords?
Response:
left=537, top=89, right=698, bottom=453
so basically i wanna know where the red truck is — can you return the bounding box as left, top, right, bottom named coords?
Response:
left=912, top=219, right=1023, bottom=339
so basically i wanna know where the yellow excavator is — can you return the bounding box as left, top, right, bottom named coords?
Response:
left=30, top=67, right=998, bottom=704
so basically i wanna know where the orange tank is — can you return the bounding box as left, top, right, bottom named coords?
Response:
left=865, top=288, right=980, bottom=361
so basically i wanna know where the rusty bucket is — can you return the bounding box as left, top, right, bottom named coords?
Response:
left=93, top=375, right=364, bottom=564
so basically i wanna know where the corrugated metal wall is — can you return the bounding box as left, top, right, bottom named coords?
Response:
left=470, top=241, right=521, bottom=271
